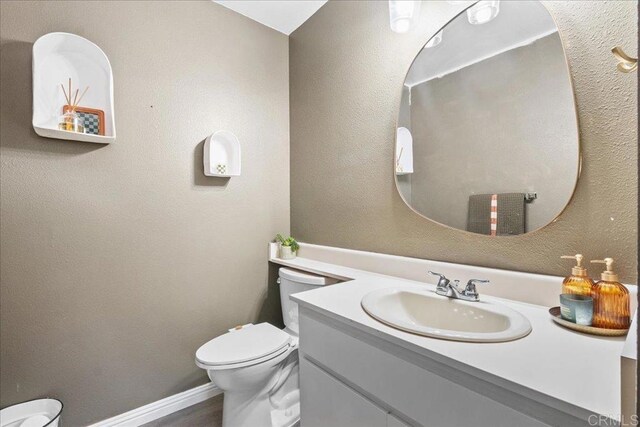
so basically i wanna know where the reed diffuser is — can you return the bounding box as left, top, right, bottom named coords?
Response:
left=58, top=78, right=89, bottom=133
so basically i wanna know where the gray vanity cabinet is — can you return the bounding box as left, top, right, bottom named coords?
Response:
left=300, top=358, right=390, bottom=427
left=298, top=307, right=565, bottom=427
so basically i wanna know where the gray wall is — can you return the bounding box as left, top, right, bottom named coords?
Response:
left=290, top=1, right=638, bottom=282
left=0, top=1, right=289, bottom=425
left=407, top=34, right=578, bottom=232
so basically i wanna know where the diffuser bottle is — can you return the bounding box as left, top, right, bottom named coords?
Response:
left=560, top=254, right=594, bottom=296
left=590, top=258, right=630, bottom=329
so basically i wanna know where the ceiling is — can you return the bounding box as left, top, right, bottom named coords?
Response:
left=214, top=0, right=327, bottom=35
left=405, top=1, right=558, bottom=87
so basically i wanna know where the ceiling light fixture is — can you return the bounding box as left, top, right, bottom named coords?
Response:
left=389, top=1, right=421, bottom=34
left=467, top=0, right=500, bottom=25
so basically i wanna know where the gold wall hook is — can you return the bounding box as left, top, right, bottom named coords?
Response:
left=611, top=46, right=637, bottom=73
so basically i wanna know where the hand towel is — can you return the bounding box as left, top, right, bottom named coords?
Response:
left=467, top=193, right=526, bottom=235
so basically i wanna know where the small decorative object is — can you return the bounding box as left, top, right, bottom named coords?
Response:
left=203, top=131, right=241, bottom=176
left=549, top=307, right=628, bottom=337
left=590, top=258, right=630, bottom=329
left=275, top=234, right=299, bottom=260
left=559, top=294, right=593, bottom=326
left=396, top=147, right=404, bottom=173
left=57, top=110, right=84, bottom=133
left=57, top=78, right=91, bottom=134
left=63, top=105, right=105, bottom=136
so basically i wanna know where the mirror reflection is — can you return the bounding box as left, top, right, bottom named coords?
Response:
left=396, top=1, right=579, bottom=236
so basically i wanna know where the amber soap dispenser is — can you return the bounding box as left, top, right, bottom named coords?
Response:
left=560, top=254, right=594, bottom=296
left=590, top=258, right=630, bottom=329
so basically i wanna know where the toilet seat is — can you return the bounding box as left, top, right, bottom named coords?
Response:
left=196, top=323, right=292, bottom=370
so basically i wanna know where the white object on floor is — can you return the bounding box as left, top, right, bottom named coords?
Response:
left=32, top=32, right=116, bottom=144
left=203, top=130, right=241, bottom=177
left=86, top=383, right=220, bottom=427
left=195, top=267, right=338, bottom=427
left=0, top=398, right=62, bottom=427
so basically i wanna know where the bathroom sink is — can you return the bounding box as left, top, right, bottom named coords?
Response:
left=361, top=288, right=532, bottom=342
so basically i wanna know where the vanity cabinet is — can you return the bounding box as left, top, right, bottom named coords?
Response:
left=301, top=356, right=411, bottom=427
left=298, top=307, right=582, bottom=427
left=300, top=358, right=389, bottom=427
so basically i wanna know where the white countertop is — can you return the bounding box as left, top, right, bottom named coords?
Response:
left=271, top=255, right=628, bottom=420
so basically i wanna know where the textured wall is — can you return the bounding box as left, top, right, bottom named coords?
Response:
left=0, top=1, right=288, bottom=425
left=290, top=1, right=638, bottom=282
left=407, top=34, right=577, bottom=232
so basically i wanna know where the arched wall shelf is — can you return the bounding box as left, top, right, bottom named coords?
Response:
left=203, top=131, right=241, bottom=177
left=32, top=32, right=116, bottom=144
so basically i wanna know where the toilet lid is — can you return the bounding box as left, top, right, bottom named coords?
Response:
left=196, top=323, right=292, bottom=367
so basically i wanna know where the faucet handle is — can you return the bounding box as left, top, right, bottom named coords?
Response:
left=464, top=279, right=490, bottom=298
left=428, top=271, right=449, bottom=285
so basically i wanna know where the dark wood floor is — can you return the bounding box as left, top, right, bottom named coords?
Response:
left=142, top=395, right=224, bottom=427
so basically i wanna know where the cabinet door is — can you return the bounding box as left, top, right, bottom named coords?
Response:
left=300, top=357, right=387, bottom=427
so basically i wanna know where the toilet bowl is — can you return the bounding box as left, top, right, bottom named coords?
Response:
left=195, top=268, right=339, bottom=427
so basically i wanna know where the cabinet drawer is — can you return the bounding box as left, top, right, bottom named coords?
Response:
left=300, top=357, right=388, bottom=427
left=299, top=309, right=549, bottom=427
left=388, top=414, right=411, bottom=427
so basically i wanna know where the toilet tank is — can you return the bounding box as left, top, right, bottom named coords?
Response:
left=278, top=267, right=339, bottom=336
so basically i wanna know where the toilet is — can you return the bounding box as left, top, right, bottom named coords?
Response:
left=195, top=267, right=339, bottom=427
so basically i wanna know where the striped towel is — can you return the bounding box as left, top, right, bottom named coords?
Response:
left=490, top=194, right=498, bottom=236
left=467, top=193, right=526, bottom=236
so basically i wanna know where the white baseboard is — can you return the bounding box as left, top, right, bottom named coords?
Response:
left=88, top=383, right=221, bottom=427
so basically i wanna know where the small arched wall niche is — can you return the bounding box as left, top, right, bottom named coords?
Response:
left=32, top=32, right=116, bottom=144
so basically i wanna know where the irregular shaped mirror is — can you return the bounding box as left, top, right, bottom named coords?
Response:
left=396, top=1, right=579, bottom=236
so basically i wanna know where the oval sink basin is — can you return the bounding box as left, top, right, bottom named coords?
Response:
left=361, top=288, right=532, bottom=342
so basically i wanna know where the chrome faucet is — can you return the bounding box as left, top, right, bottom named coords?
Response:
left=428, top=271, right=489, bottom=302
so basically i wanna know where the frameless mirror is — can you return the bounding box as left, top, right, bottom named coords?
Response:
left=395, top=1, right=579, bottom=236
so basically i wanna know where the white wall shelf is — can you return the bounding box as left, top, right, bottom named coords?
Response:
left=32, top=32, right=116, bottom=144
left=395, top=127, right=413, bottom=175
left=203, top=130, right=241, bottom=177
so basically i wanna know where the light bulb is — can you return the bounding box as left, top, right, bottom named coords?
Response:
left=389, top=1, right=421, bottom=34
left=467, top=0, right=500, bottom=25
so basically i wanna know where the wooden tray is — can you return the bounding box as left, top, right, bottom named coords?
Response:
left=549, top=307, right=628, bottom=337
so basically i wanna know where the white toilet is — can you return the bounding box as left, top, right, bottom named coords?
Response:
left=195, top=267, right=338, bottom=427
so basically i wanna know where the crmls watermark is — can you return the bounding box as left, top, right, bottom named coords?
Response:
left=587, top=414, right=639, bottom=426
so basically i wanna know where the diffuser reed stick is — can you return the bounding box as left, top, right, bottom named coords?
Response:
left=59, top=78, right=89, bottom=112
left=58, top=78, right=89, bottom=133
left=74, top=86, right=89, bottom=109
left=60, top=83, right=70, bottom=105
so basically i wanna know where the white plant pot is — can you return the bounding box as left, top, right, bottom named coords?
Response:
left=279, top=246, right=296, bottom=260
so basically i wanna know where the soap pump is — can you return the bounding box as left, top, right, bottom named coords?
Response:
left=560, top=254, right=594, bottom=296
left=590, top=258, right=630, bottom=329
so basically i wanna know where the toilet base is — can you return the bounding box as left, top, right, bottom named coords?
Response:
left=216, top=350, right=300, bottom=427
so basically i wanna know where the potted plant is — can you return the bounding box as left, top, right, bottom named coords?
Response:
left=275, top=234, right=299, bottom=260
